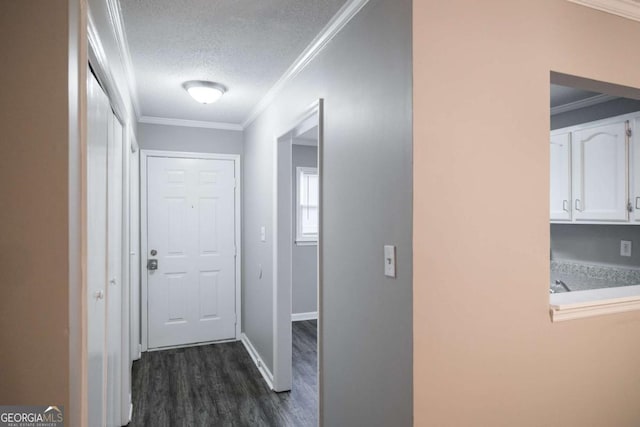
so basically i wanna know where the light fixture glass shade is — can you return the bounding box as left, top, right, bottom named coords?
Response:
left=183, top=81, right=226, bottom=104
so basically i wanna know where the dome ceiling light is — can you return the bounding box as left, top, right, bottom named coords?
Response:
left=182, top=80, right=227, bottom=104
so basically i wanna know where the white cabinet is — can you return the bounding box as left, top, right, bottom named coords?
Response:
left=550, top=132, right=572, bottom=221
left=550, top=113, right=638, bottom=224
left=572, top=121, right=628, bottom=222
left=633, top=117, right=640, bottom=223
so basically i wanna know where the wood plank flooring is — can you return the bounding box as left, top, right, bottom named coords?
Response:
left=129, top=320, right=317, bottom=427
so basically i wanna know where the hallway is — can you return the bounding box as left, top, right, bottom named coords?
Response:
left=129, top=320, right=317, bottom=426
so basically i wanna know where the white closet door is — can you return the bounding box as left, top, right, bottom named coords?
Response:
left=106, top=112, right=123, bottom=427
left=130, top=148, right=141, bottom=360
left=87, top=70, right=109, bottom=427
left=550, top=132, right=571, bottom=221
left=572, top=121, right=628, bottom=222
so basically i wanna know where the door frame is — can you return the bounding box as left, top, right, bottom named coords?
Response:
left=272, top=99, right=323, bottom=394
left=140, top=150, right=242, bottom=351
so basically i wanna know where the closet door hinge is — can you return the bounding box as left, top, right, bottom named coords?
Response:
left=627, top=128, right=633, bottom=137
left=628, top=201, right=633, bottom=213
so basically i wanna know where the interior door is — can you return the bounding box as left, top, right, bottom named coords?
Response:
left=550, top=132, right=571, bottom=221
left=87, top=69, right=109, bottom=427
left=106, top=112, right=123, bottom=427
left=146, top=156, right=237, bottom=349
left=572, top=120, right=628, bottom=222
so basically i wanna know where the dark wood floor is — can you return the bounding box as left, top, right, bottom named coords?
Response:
left=129, top=320, right=317, bottom=427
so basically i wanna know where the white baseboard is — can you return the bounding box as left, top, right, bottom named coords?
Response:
left=292, top=311, right=318, bottom=321
left=240, top=333, right=274, bottom=389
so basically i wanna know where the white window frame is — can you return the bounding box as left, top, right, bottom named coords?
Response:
left=296, top=166, right=318, bottom=245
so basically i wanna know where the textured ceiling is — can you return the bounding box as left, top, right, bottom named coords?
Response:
left=120, top=0, right=348, bottom=125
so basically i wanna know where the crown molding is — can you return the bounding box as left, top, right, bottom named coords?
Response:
left=87, top=7, right=128, bottom=123
left=567, top=0, right=640, bottom=22
left=106, top=0, right=141, bottom=120
left=551, top=93, right=617, bottom=116
left=139, top=116, right=244, bottom=131
left=241, top=0, right=370, bottom=128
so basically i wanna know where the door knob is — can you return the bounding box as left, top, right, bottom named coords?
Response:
left=147, top=259, right=158, bottom=270
left=94, top=290, right=105, bottom=300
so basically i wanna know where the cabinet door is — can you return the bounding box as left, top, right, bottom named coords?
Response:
left=633, top=118, right=640, bottom=222
left=550, top=132, right=572, bottom=221
left=572, top=121, right=628, bottom=222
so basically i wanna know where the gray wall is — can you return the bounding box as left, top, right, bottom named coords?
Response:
left=551, top=97, right=640, bottom=130
left=551, top=99, right=640, bottom=268
left=242, top=0, right=412, bottom=425
left=551, top=224, right=640, bottom=267
left=137, top=122, right=243, bottom=154
left=292, top=145, right=318, bottom=315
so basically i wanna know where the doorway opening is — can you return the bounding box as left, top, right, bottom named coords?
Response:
left=273, top=100, right=323, bottom=424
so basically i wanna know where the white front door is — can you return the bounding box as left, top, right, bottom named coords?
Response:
left=146, top=156, right=237, bottom=349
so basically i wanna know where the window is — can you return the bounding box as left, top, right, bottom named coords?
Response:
left=296, top=167, right=318, bottom=243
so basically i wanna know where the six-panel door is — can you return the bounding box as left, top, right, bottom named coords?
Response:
left=147, top=157, right=237, bottom=349
left=572, top=121, right=628, bottom=222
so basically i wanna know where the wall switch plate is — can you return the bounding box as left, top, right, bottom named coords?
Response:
left=621, top=240, right=632, bottom=257
left=260, top=226, right=266, bottom=242
left=384, top=245, right=396, bottom=278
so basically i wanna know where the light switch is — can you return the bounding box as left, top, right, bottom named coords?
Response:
left=621, top=240, right=632, bottom=257
left=384, top=245, right=396, bottom=278
left=260, top=226, right=266, bottom=242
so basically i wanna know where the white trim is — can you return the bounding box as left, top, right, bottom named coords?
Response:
left=139, top=115, right=244, bottom=132
left=69, top=1, right=84, bottom=425
left=551, top=94, right=617, bottom=116
left=550, top=285, right=640, bottom=321
left=295, top=240, right=318, bottom=246
left=242, top=0, right=369, bottom=128
left=292, top=311, right=318, bottom=322
left=567, top=0, right=640, bottom=22
left=316, top=99, right=325, bottom=427
left=87, top=7, right=128, bottom=125
left=105, top=0, right=141, bottom=119
left=240, top=333, right=275, bottom=389
left=140, top=150, right=242, bottom=351
left=552, top=110, right=640, bottom=134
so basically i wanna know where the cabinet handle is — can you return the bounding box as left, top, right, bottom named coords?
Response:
left=636, top=197, right=640, bottom=210
left=563, top=200, right=569, bottom=212
left=575, top=199, right=582, bottom=212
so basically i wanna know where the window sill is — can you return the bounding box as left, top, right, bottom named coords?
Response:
left=295, top=240, right=317, bottom=246
left=550, top=285, right=640, bottom=322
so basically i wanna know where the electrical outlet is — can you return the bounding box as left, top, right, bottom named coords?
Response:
left=621, top=240, right=632, bottom=257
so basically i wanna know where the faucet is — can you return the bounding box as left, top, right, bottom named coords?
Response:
left=554, top=279, right=571, bottom=292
